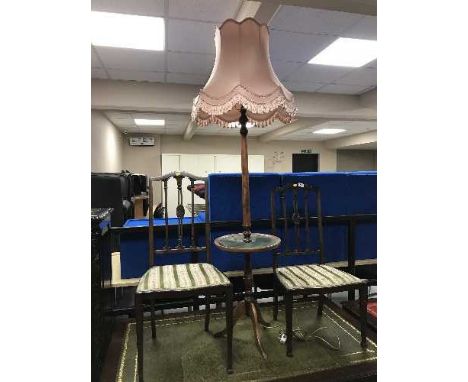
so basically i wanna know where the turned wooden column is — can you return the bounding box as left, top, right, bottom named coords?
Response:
left=239, top=106, right=252, bottom=242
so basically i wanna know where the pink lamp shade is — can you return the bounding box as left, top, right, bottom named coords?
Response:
left=192, top=18, right=297, bottom=127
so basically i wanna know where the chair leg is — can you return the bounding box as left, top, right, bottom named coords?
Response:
left=359, top=285, right=368, bottom=348
left=204, top=294, right=210, bottom=332
left=317, top=293, right=324, bottom=316
left=135, top=294, right=144, bottom=382
left=150, top=297, right=156, bottom=339
left=285, top=292, right=293, bottom=357
left=273, top=277, right=279, bottom=321
left=226, top=286, right=233, bottom=374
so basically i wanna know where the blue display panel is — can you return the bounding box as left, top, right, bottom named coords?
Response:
left=208, top=173, right=282, bottom=221
left=118, top=172, right=376, bottom=277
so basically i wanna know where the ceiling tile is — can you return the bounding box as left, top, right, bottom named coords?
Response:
left=336, top=67, right=377, bottom=86
left=270, top=60, right=304, bottom=80
left=167, top=19, right=217, bottom=54
left=167, top=52, right=215, bottom=75
left=95, top=47, right=166, bottom=71
left=270, top=6, right=363, bottom=36
left=91, top=0, right=165, bottom=17
left=91, top=68, right=108, bottom=79
left=107, top=111, right=193, bottom=135
left=286, top=64, right=353, bottom=83
left=105, top=111, right=135, bottom=128
left=324, top=120, right=377, bottom=130
left=341, top=15, right=377, bottom=40
left=269, top=29, right=336, bottom=63
left=105, top=111, right=132, bottom=120
left=196, top=127, right=240, bottom=136
left=168, top=0, right=241, bottom=22
left=131, top=113, right=189, bottom=125
left=114, top=120, right=136, bottom=129
left=107, top=69, right=165, bottom=83
left=277, top=120, right=371, bottom=141
left=166, top=72, right=209, bottom=85
left=275, top=134, right=322, bottom=142
left=316, top=83, right=371, bottom=95
left=280, top=120, right=377, bottom=141
left=105, top=112, right=126, bottom=120
left=133, top=127, right=166, bottom=134
left=247, top=127, right=274, bottom=136
left=282, top=81, right=324, bottom=92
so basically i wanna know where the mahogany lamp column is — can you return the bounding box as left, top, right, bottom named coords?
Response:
left=239, top=106, right=252, bottom=242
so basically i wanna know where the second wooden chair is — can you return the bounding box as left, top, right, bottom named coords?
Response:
left=270, top=182, right=368, bottom=357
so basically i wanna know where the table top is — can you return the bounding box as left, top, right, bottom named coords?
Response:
left=214, top=232, right=281, bottom=254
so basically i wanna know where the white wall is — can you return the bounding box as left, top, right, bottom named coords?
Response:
left=119, top=134, right=337, bottom=177
left=91, top=110, right=123, bottom=172
left=92, top=123, right=338, bottom=178
left=337, top=149, right=377, bottom=171
left=121, top=133, right=162, bottom=178
left=161, top=135, right=337, bottom=172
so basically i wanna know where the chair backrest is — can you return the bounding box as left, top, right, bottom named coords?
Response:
left=147, top=171, right=210, bottom=268
left=271, top=182, right=325, bottom=270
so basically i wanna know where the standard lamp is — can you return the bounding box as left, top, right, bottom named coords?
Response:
left=192, top=18, right=297, bottom=359
left=192, top=17, right=297, bottom=242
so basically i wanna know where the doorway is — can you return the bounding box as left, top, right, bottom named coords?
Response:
left=292, top=153, right=319, bottom=172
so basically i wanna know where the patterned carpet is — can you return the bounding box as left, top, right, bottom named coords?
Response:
left=116, top=301, right=376, bottom=382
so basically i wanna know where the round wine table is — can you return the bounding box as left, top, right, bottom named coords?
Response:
left=214, top=232, right=281, bottom=359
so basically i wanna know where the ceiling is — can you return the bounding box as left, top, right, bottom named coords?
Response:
left=278, top=120, right=376, bottom=141
left=105, top=110, right=376, bottom=142
left=104, top=111, right=188, bottom=134
left=93, top=1, right=377, bottom=145
left=91, top=0, right=376, bottom=95
left=340, top=141, right=377, bottom=150
left=105, top=110, right=285, bottom=136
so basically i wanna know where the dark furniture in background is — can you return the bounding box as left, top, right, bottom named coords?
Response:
left=135, top=172, right=234, bottom=381
left=292, top=153, right=319, bottom=172
left=271, top=183, right=368, bottom=357
left=91, top=208, right=114, bottom=382
left=92, top=173, right=133, bottom=227
left=91, top=171, right=149, bottom=226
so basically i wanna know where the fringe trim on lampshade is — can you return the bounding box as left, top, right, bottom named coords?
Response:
left=192, top=84, right=297, bottom=128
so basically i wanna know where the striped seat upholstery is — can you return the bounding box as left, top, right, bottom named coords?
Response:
left=277, top=264, right=364, bottom=290
left=136, top=263, right=230, bottom=294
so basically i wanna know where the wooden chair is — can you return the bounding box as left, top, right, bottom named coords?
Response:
left=270, top=182, right=368, bottom=357
left=135, top=172, right=233, bottom=382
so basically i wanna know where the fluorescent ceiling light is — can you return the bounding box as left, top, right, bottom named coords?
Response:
left=236, top=1, right=262, bottom=21
left=91, top=11, right=165, bottom=51
left=228, top=121, right=254, bottom=128
left=134, top=119, right=165, bottom=126
left=313, top=128, right=346, bottom=135
left=308, top=37, right=376, bottom=67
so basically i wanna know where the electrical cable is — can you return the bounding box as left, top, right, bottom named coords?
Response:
left=267, top=324, right=341, bottom=351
